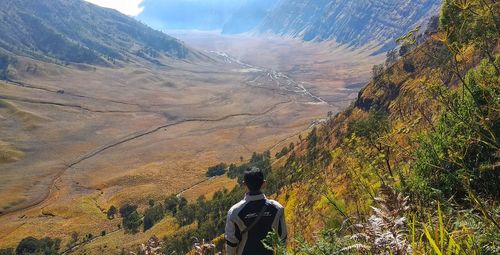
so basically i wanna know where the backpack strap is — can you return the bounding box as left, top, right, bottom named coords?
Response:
left=241, top=202, right=268, bottom=235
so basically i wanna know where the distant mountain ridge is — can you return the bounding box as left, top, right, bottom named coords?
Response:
left=138, top=0, right=441, bottom=52
left=256, top=0, right=442, bottom=51
left=0, top=0, right=191, bottom=65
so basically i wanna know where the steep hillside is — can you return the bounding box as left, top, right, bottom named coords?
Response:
left=143, top=1, right=498, bottom=253
left=266, top=0, right=499, bottom=252
left=0, top=0, right=191, bottom=64
left=257, top=0, right=442, bottom=51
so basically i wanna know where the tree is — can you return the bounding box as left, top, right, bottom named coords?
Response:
left=164, top=195, right=179, bottom=215
left=372, top=64, right=385, bottom=81
left=16, top=237, right=39, bottom=255
left=123, top=211, right=143, bottom=233
left=403, top=59, right=416, bottom=73
left=178, top=197, right=188, bottom=210
left=385, top=49, right=398, bottom=67
left=107, top=205, right=117, bottom=219
left=16, top=237, right=61, bottom=255
left=119, top=204, right=137, bottom=218
left=144, top=203, right=165, bottom=231
left=119, top=204, right=142, bottom=233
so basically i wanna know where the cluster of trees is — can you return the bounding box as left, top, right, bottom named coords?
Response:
left=227, top=151, right=272, bottom=182
left=205, top=163, right=227, bottom=177
left=105, top=195, right=191, bottom=234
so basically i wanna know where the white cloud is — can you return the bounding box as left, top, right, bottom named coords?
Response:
left=85, top=0, right=144, bottom=16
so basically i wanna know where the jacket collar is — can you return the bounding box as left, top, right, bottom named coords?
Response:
left=244, top=192, right=266, bottom=201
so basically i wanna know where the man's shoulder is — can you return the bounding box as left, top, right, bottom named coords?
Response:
left=228, top=199, right=247, bottom=213
left=266, top=199, right=284, bottom=210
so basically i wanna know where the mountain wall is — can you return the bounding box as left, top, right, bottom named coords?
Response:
left=256, top=0, right=441, bottom=51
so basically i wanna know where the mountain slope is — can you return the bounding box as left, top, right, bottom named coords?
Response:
left=0, top=0, right=191, bottom=64
left=257, top=0, right=441, bottom=51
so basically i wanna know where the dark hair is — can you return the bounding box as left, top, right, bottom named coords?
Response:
left=243, top=167, right=264, bottom=192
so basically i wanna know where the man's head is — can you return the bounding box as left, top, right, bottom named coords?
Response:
left=243, top=167, right=265, bottom=192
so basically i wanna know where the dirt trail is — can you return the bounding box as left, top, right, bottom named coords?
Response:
left=0, top=94, right=151, bottom=114
left=0, top=100, right=292, bottom=217
left=3, top=79, right=176, bottom=108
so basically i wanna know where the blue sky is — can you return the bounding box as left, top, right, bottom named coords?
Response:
left=85, top=0, right=145, bottom=16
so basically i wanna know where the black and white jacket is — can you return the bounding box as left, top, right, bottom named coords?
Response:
left=225, top=193, right=287, bottom=255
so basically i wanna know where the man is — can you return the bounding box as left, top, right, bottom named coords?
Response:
left=225, top=167, right=287, bottom=255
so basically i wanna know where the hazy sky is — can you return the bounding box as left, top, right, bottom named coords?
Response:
left=85, top=0, right=145, bottom=16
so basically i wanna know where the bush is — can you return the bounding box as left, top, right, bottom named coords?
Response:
left=410, top=56, right=500, bottom=201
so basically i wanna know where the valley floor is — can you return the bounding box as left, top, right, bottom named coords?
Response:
left=0, top=32, right=383, bottom=252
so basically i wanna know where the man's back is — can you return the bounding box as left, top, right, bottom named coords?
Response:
left=225, top=193, right=287, bottom=255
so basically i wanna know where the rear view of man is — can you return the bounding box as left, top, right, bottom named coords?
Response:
left=225, top=167, right=287, bottom=255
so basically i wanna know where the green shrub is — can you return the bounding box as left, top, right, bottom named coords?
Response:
left=411, top=56, right=500, bottom=201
